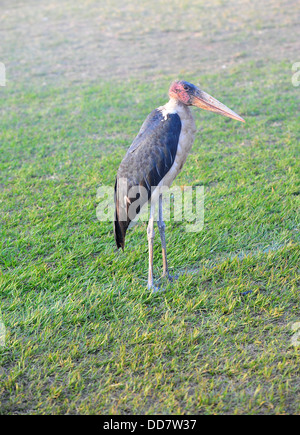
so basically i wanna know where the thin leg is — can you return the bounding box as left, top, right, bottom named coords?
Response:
left=147, top=202, right=155, bottom=290
left=157, top=194, right=169, bottom=278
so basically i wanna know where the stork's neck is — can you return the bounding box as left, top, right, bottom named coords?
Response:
left=158, top=98, right=193, bottom=121
left=158, top=98, right=193, bottom=120
left=165, top=98, right=190, bottom=113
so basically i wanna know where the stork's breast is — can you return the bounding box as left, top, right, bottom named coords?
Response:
left=161, top=117, right=196, bottom=187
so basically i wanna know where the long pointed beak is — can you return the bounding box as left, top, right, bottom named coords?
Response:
left=191, top=88, right=245, bottom=122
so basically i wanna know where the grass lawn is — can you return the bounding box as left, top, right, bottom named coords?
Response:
left=0, top=0, right=299, bottom=415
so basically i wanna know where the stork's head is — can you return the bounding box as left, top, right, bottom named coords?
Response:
left=169, top=80, right=245, bottom=122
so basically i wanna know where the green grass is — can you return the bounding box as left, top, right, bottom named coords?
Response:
left=0, top=58, right=299, bottom=414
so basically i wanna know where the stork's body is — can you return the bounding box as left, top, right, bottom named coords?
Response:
left=114, top=80, right=244, bottom=291
left=156, top=99, right=196, bottom=190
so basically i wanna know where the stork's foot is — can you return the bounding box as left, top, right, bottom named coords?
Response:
left=147, top=283, right=162, bottom=294
left=152, top=285, right=162, bottom=294
left=162, top=273, right=179, bottom=283
left=147, top=274, right=178, bottom=294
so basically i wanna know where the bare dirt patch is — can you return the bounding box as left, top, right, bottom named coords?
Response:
left=1, top=0, right=299, bottom=86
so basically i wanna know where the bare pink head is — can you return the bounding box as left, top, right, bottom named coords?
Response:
left=168, top=80, right=195, bottom=105
left=168, top=80, right=245, bottom=122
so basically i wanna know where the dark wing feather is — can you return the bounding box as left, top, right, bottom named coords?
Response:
left=114, top=109, right=181, bottom=250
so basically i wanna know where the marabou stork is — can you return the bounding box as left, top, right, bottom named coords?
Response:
left=114, top=80, right=244, bottom=291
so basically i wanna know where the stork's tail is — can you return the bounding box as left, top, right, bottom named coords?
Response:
left=114, top=178, right=130, bottom=250
left=114, top=209, right=129, bottom=251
